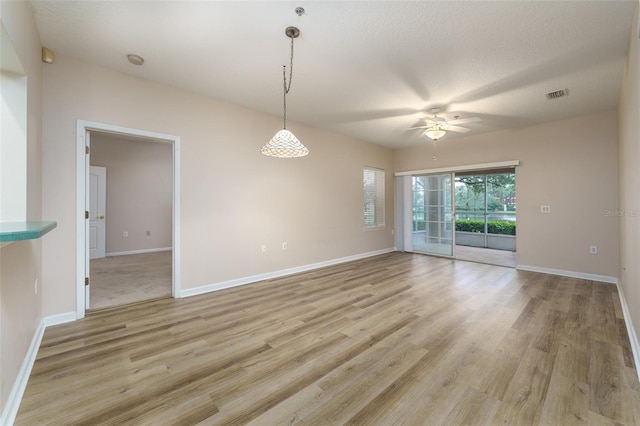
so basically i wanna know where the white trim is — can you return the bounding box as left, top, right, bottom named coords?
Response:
left=106, top=247, right=172, bottom=257
left=76, top=120, right=181, bottom=320
left=76, top=121, right=86, bottom=318
left=0, top=324, right=45, bottom=426
left=0, top=312, right=75, bottom=426
left=516, top=264, right=617, bottom=284
left=43, top=312, right=77, bottom=326
left=85, top=130, right=91, bottom=309
left=180, top=248, right=396, bottom=298
left=394, top=160, right=520, bottom=177
left=172, top=138, right=181, bottom=303
left=616, top=279, right=640, bottom=382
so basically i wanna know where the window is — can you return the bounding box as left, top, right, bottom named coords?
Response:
left=363, top=166, right=385, bottom=229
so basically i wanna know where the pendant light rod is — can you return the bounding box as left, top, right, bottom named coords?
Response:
left=282, top=65, right=287, bottom=129
left=282, top=27, right=299, bottom=129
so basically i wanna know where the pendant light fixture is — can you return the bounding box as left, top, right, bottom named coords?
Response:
left=261, top=25, right=309, bottom=158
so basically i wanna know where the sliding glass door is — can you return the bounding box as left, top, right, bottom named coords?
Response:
left=412, top=173, right=454, bottom=257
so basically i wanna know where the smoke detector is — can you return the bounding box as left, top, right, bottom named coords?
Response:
left=127, top=54, right=144, bottom=66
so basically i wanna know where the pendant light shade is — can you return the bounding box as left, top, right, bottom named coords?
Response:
left=261, top=25, right=309, bottom=158
left=261, top=129, right=309, bottom=158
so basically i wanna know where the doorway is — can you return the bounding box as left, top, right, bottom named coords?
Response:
left=89, top=132, right=173, bottom=310
left=76, top=120, right=181, bottom=318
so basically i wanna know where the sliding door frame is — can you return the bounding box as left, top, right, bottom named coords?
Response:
left=395, top=160, right=519, bottom=257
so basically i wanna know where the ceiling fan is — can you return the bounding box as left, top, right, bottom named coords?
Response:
left=410, top=107, right=481, bottom=140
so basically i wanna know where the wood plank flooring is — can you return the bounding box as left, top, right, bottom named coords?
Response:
left=455, top=245, right=517, bottom=268
left=15, top=252, right=640, bottom=425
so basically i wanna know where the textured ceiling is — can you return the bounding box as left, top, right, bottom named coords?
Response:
left=29, top=1, right=636, bottom=149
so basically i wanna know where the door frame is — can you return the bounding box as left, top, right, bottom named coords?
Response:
left=76, top=120, right=181, bottom=319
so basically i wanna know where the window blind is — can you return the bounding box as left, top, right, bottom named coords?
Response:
left=364, top=166, right=385, bottom=229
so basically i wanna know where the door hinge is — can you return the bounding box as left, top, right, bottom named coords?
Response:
left=85, top=210, right=89, bottom=219
left=85, top=146, right=90, bottom=154
left=85, top=277, right=89, bottom=286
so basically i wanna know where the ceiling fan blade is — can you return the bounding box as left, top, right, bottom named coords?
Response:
left=446, top=116, right=481, bottom=125
left=409, top=118, right=439, bottom=129
left=442, top=124, right=471, bottom=133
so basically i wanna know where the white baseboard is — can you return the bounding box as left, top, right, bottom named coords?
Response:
left=616, top=280, right=640, bottom=383
left=0, top=323, right=45, bottom=426
left=0, top=312, right=76, bottom=426
left=516, top=264, right=617, bottom=284
left=106, top=247, right=172, bottom=257
left=180, top=248, right=396, bottom=298
left=43, top=311, right=78, bottom=327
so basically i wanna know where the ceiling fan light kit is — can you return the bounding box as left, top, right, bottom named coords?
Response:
left=425, top=128, right=446, bottom=140
left=410, top=106, right=481, bottom=142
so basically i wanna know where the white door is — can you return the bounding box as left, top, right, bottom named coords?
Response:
left=412, top=173, right=455, bottom=257
left=89, top=166, right=106, bottom=259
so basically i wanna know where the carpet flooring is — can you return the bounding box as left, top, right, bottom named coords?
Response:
left=89, top=251, right=172, bottom=310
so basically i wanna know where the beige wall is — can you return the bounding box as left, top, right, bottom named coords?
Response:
left=618, top=3, right=640, bottom=354
left=394, top=110, right=620, bottom=279
left=41, top=55, right=395, bottom=316
left=91, top=133, right=173, bottom=254
left=0, top=1, right=43, bottom=413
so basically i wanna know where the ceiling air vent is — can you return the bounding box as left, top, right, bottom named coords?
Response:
left=546, top=89, right=568, bottom=100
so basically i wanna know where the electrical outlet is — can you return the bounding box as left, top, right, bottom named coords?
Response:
left=261, top=244, right=267, bottom=253
left=146, top=230, right=151, bottom=236
left=541, top=206, right=551, bottom=213
left=282, top=242, right=288, bottom=250
left=123, top=231, right=129, bottom=237
left=590, top=245, right=598, bottom=254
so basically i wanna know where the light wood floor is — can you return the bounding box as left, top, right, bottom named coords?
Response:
left=16, top=252, right=640, bottom=425
left=90, top=251, right=172, bottom=310
left=455, top=245, right=517, bottom=268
